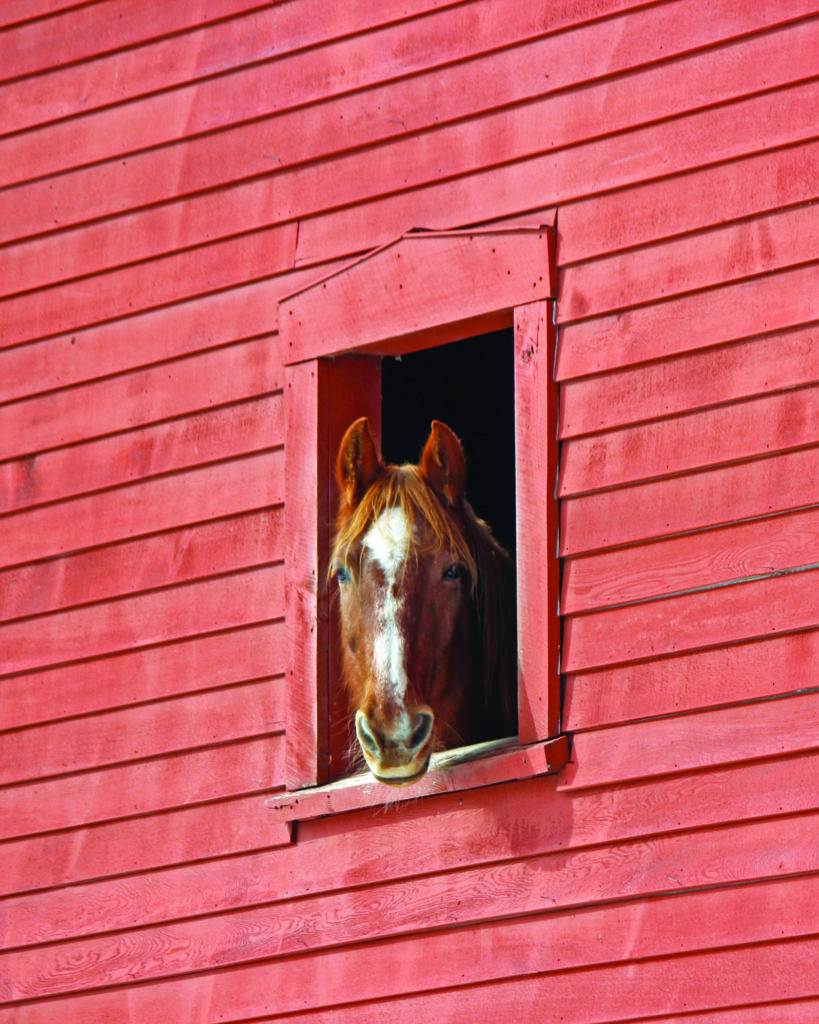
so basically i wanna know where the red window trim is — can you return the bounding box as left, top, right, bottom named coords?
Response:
left=276, top=225, right=565, bottom=810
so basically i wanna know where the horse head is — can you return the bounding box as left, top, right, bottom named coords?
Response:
left=331, top=417, right=516, bottom=784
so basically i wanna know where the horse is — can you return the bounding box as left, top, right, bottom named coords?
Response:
left=331, top=416, right=517, bottom=785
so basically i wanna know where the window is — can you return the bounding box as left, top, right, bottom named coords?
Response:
left=271, top=226, right=566, bottom=822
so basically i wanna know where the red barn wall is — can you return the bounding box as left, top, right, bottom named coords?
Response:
left=1, top=1, right=818, bottom=1019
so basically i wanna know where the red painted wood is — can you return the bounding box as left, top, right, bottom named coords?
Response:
left=0, top=224, right=296, bottom=350
left=562, top=507, right=819, bottom=615
left=282, top=229, right=553, bottom=364
left=0, top=394, right=282, bottom=515
left=0, top=335, right=283, bottom=462
left=558, top=259, right=819, bottom=379
left=0, top=621, right=285, bottom=732
left=0, top=792, right=293, bottom=897
left=0, top=0, right=460, bottom=136
left=564, top=630, right=819, bottom=732
left=560, top=384, right=819, bottom=497
left=559, top=323, right=819, bottom=439
left=297, top=74, right=819, bottom=266
left=0, top=0, right=659, bottom=203
left=4, top=872, right=816, bottom=1016
left=564, top=690, right=819, bottom=790
left=0, top=0, right=270, bottom=83
left=514, top=301, right=560, bottom=741
left=269, top=738, right=568, bottom=824
left=6, top=744, right=819, bottom=933
left=0, top=564, right=284, bottom=679
left=4, top=0, right=806, bottom=281
left=0, top=733, right=284, bottom=842
left=558, top=135, right=819, bottom=266
left=0, top=507, right=282, bottom=624
left=0, top=677, right=283, bottom=786
left=0, top=448, right=283, bottom=570
left=560, top=200, right=819, bottom=324
left=172, top=937, right=819, bottom=1024
left=561, top=444, right=819, bottom=556
left=563, top=566, right=819, bottom=673
left=3, top=809, right=816, bottom=1004
left=0, top=0, right=85, bottom=31
left=283, top=357, right=380, bottom=788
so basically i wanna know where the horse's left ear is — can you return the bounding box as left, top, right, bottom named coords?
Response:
left=335, top=416, right=384, bottom=509
left=420, top=420, right=466, bottom=506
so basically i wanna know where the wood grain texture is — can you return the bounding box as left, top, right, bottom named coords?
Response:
left=563, top=566, right=819, bottom=673
left=3, top=806, right=817, bottom=1002
left=559, top=322, right=819, bottom=439
left=562, top=507, right=819, bottom=614
left=562, top=444, right=819, bottom=555
left=564, top=630, right=819, bottom=731
left=0, top=620, right=285, bottom=732
left=0, top=448, right=284, bottom=570
left=514, top=301, right=560, bottom=740
left=0, top=0, right=460, bottom=136
left=3, top=0, right=807, bottom=288
left=297, top=78, right=819, bottom=265
left=560, top=384, right=819, bottom=497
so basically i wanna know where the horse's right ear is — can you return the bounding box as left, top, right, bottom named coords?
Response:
left=335, top=417, right=384, bottom=508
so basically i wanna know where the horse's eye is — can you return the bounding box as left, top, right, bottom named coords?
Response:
left=442, top=564, right=462, bottom=580
left=336, top=566, right=351, bottom=584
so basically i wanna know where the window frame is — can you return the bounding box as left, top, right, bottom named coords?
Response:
left=274, top=225, right=565, bottom=817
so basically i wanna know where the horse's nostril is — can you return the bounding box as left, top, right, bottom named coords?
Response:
left=356, top=713, right=381, bottom=755
left=410, top=711, right=434, bottom=751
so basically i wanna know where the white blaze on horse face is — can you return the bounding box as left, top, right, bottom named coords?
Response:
left=362, top=507, right=410, bottom=721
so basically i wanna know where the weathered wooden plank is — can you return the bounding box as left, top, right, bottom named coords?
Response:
left=0, top=507, right=282, bottom=624
left=0, top=335, right=283, bottom=462
left=0, top=0, right=275, bottom=83
left=562, top=507, right=819, bottom=614
left=514, top=301, right=560, bottom=740
left=0, top=620, right=285, bottom=732
left=12, top=874, right=819, bottom=1019
left=2, top=810, right=816, bottom=1003
left=559, top=323, right=819, bottom=439
left=557, top=259, right=819, bottom=379
left=559, top=200, right=819, bottom=324
left=0, top=394, right=282, bottom=515
left=561, top=445, right=819, bottom=556
left=0, top=261, right=344, bottom=406
left=563, top=566, right=819, bottom=673
left=563, top=690, right=819, bottom=790
left=7, top=743, right=819, bottom=928
left=0, top=564, right=284, bottom=678
left=282, top=229, right=552, bottom=364
left=564, top=630, right=819, bottom=731
left=206, top=937, right=819, bottom=1024
left=0, top=0, right=663, bottom=203
left=0, top=224, right=296, bottom=350
left=560, top=384, right=819, bottom=497
left=296, top=78, right=819, bottom=264
left=0, top=448, right=283, bottom=570
left=0, top=733, right=284, bottom=842
left=0, top=677, right=284, bottom=786
left=4, top=0, right=808, bottom=287
left=558, top=135, right=819, bottom=266
left=0, top=0, right=460, bottom=135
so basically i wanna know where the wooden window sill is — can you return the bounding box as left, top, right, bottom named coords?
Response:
left=266, top=734, right=569, bottom=824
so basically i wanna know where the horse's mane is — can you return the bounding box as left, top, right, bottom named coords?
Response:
left=331, top=465, right=517, bottom=738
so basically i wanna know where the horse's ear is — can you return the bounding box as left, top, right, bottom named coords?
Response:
left=335, top=417, right=384, bottom=508
left=420, top=420, right=466, bottom=506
